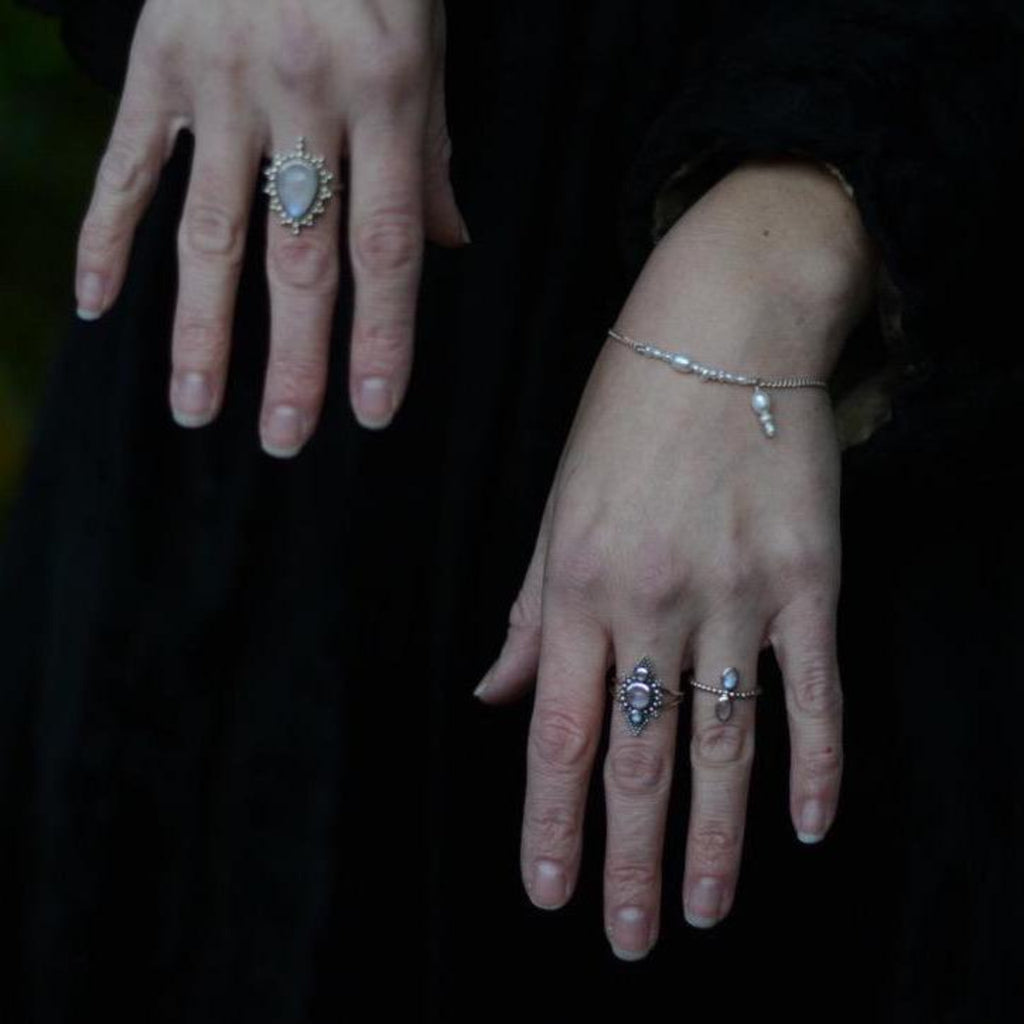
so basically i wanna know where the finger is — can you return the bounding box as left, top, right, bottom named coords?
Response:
left=771, top=591, right=844, bottom=844
left=521, top=596, right=608, bottom=911
left=602, top=627, right=689, bottom=961
left=473, top=485, right=557, bottom=703
left=421, top=4, right=469, bottom=248
left=346, top=98, right=427, bottom=430
left=170, top=112, right=261, bottom=428
left=75, top=55, right=181, bottom=321
left=261, top=126, right=345, bottom=457
left=682, top=621, right=762, bottom=928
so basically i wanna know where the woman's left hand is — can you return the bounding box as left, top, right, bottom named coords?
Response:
left=473, top=155, right=880, bottom=959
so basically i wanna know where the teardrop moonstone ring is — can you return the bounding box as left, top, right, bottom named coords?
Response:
left=263, top=136, right=343, bottom=235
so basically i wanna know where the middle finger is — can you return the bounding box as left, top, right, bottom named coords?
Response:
left=261, top=122, right=345, bottom=457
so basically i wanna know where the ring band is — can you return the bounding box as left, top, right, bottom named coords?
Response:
left=689, top=666, right=763, bottom=723
left=608, top=656, right=687, bottom=737
left=263, top=136, right=343, bottom=235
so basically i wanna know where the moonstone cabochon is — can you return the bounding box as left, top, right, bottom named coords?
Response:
left=277, top=160, right=319, bottom=220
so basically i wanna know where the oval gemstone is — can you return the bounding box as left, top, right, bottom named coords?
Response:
left=625, top=681, right=652, bottom=710
left=715, top=695, right=733, bottom=722
left=629, top=709, right=644, bottom=725
left=721, top=667, right=739, bottom=691
left=277, top=160, right=319, bottom=220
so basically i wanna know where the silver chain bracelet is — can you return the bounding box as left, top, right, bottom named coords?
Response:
left=606, top=326, right=830, bottom=439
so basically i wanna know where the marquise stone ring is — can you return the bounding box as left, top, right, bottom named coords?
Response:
left=608, top=656, right=687, bottom=737
left=263, top=136, right=345, bottom=235
left=609, top=657, right=764, bottom=735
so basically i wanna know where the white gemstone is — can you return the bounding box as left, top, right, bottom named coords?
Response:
left=672, top=355, right=691, bottom=370
left=626, top=681, right=653, bottom=710
left=715, top=695, right=733, bottom=722
left=277, top=160, right=319, bottom=220
left=751, top=389, right=771, bottom=412
left=722, top=667, right=739, bottom=691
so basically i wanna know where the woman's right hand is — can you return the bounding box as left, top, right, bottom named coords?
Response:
left=73, top=0, right=469, bottom=452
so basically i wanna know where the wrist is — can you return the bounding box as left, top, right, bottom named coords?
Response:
left=636, top=154, right=880, bottom=380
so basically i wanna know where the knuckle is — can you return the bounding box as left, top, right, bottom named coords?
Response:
left=773, top=537, right=837, bottom=593
left=97, top=139, right=153, bottom=198
left=707, top=551, right=756, bottom=607
left=790, top=657, right=843, bottom=719
left=269, top=237, right=337, bottom=293
left=353, top=210, right=421, bottom=275
left=626, top=533, right=685, bottom=614
left=530, top=706, right=594, bottom=772
left=351, top=38, right=426, bottom=100
left=689, top=824, right=740, bottom=867
left=690, top=721, right=752, bottom=769
left=266, top=350, right=327, bottom=401
left=173, top=318, right=225, bottom=364
left=606, top=744, right=671, bottom=795
left=527, top=803, right=577, bottom=854
left=351, top=320, right=411, bottom=371
left=605, top=861, right=659, bottom=895
left=78, top=218, right=125, bottom=265
left=271, top=23, right=331, bottom=97
left=181, top=203, right=244, bottom=262
left=544, top=536, right=607, bottom=602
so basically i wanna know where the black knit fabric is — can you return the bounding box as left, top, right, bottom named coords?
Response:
left=3, top=2, right=1023, bottom=1022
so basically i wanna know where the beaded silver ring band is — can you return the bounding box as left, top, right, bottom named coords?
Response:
left=690, top=666, right=763, bottom=723
left=606, top=325, right=829, bottom=439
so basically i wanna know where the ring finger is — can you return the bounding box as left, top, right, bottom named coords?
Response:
left=682, top=619, right=762, bottom=928
left=260, top=122, right=346, bottom=457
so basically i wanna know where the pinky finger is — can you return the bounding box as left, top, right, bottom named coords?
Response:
left=771, top=592, right=845, bottom=845
left=74, top=65, right=185, bottom=320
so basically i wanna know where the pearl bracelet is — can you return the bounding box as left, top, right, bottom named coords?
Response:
left=606, top=326, right=830, bottom=439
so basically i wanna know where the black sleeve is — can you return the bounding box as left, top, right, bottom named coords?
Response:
left=14, top=0, right=145, bottom=94
left=616, top=0, right=1024, bottom=385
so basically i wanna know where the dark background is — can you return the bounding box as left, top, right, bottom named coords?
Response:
left=0, top=3, right=112, bottom=527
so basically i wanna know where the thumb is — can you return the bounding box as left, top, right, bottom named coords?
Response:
left=473, top=489, right=555, bottom=703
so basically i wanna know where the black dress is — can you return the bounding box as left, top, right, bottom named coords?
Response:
left=4, top=1, right=1024, bottom=1021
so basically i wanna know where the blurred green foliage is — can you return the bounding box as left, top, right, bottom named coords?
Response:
left=0, top=3, right=114, bottom=532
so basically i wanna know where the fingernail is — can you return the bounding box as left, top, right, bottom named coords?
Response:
left=355, top=377, right=394, bottom=429
left=262, top=404, right=307, bottom=458
left=171, top=371, right=214, bottom=427
left=530, top=860, right=567, bottom=909
left=458, top=212, right=472, bottom=245
left=797, top=798, right=827, bottom=843
left=609, top=906, right=651, bottom=961
left=76, top=272, right=106, bottom=320
left=685, top=877, right=723, bottom=928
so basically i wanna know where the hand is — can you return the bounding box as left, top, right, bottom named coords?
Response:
left=73, top=0, right=469, bottom=451
left=474, top=156, right=879, bottom=959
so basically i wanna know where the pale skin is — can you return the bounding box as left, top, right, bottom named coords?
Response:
left=474, top=155, right=881, bottom=960
left=73, top=0, right=468, bottom=453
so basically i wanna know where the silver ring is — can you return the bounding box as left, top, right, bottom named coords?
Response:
left=263, top=136, right=343, bottom=235
left=689, top=666, right=763, bottom=723
left=608, top=656, right=687, bottom=737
